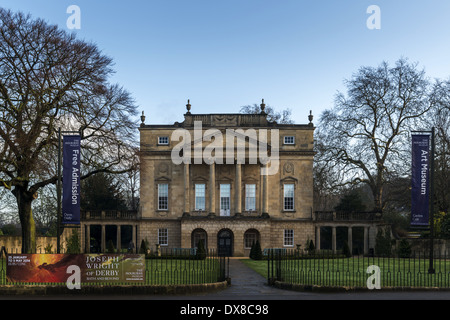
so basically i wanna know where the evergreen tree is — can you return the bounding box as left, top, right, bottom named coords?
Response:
left=342, top=241, right=351, bottom=257
left=107, top=239, right=116, bottom=253
left=66, top=229, right=81, bottom=254
left=375, top=227, right=392, bottom=257
left=334, top=190, right=367, bottom=212
left=398, top=239, right=411, bottom=258
left=196, top=239, right=207, bottom=260
left=307, top=239, right=315, bottom=254
left=81, top=172, right=128, bottom=211
left=250, top=240, right=263, bottom=260
left=440, top=213, right=450, bottom=239
left=139, top=239, right=148, bottom=256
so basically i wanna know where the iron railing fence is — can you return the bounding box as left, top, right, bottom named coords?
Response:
left=145, top=248, right=229, bottom=285
left=267, top=248, right=450, bottom=289
left=0, top=248, right=229, bottom=286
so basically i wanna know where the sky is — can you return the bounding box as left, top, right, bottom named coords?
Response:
left=2, top=0, right=450, bottom=125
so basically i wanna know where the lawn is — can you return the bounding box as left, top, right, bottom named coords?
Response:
left=145, top=257, right=223, bottom=285
left=240, top=259, right=268, bottom=278
left=241, top=257, right=450, bottom=288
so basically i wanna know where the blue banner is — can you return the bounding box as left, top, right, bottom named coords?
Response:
left=62, top=135, right=81, bottom=224
left=411, top=134, right=430, bottom=226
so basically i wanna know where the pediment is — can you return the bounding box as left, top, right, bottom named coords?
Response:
left=155, top=176, right=171, bottom=182
left=192, top=175, right=208, bottom=182
left=280, top=176, right=298, bottom=184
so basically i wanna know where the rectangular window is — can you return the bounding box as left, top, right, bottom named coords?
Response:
left=284, top=136, right=295, bottom=145
left=284, top=229, right=294, bottom=247
left=283, top=184, right=294, bottom=211
left=158, top=228, right=168, bottom=246
left=158, top=136, right=169, bottom=145
left=158, top=183, right=168, bottom=210
left=220, top=184, right=230, bottom=216
left=195, top=184, right=206, bottom=210
left=245, top=184, right=256, bottom=211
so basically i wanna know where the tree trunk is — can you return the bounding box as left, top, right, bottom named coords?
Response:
left=373, top=186, right=383, bottom=213
left=14, top=188, right=36, bottom=253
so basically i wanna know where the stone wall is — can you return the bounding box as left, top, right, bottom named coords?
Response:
left=180, top=218, right=273, bottom=257
left=138, top=219, right=181, bottom=252
left=0, top=228, right=74, bottom=253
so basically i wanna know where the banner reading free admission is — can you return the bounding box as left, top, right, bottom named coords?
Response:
left=411, top=134, right=431, bottom=226
left=62, top=135, right=81, bottom=224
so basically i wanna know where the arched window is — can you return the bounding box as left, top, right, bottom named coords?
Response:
left=244, top=229, right=260, bottom=249
left=191, top=228, right=207, bottom=249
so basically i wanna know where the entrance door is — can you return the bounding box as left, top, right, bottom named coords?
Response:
left=218, top=229, right=233, bottom=256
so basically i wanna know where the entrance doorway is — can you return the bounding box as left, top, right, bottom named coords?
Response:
left=217, top=229, right=233, bottom=256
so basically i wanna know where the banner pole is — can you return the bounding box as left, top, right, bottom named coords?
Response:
left=57, top=128, right=62, bottom=254
left=429, top=127, right=435, bottom=274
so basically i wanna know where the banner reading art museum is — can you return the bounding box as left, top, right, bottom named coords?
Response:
left=411, top=134, right=431, bottom=226
left=62, top=135, right=81, bottom=224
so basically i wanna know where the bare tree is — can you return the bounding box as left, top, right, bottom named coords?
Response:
left=240, top=103, right=294, bottom=124
left=316, top=58, right=440, bottom=213
left=427, top=86, right=450, bottom=213
left=0, top=9, right=138, bottom=252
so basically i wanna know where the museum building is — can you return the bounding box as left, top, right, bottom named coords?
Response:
left=135, top=100, right=316, bottom=256
left=80, top=100, right=382, bottom=256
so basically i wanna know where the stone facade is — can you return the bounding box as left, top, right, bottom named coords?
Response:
left=137, top=101, right=317, bottom=256
left=76, top=102, right=384, bottom=256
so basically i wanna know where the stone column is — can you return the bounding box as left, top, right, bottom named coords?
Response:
left=184, top=163, right=190, bottom=215
left=347, top=226, right=353, bottom=255
left=101, top=225, right=106, bottom=253
left=315, top=226, right=321, bottom=251
left=332, top=226, right=336, bottom=254
left=117, top=225, right=121, bottom=252
left=85, top=224, right=90, bottom=253
left=364, top=226, right=369, bottom=255
left=235, top=163, right=242, bottom=215
left=132, top=224, right=137, bottom=253
left=209, top=162, right=216, bottom=216
left=261, top=164, right=269, bottom=215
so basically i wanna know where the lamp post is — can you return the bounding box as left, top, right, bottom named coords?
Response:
left=429, top=127, right=435, bottom=274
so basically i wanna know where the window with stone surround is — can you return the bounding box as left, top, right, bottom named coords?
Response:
left=244, top=229, right=259, bottom=249
left=195, top=183, right=206, bottom=210
left=158, top=228, right=168, bottom=246
left=245, top=184, right=256, bottom=211
left=283, top=136, right=295, bottom=145
left=220, top=184, right=231, bottom=216
left=283, top=183, right=295, bottom=211
left=158, top=183, right=169, bottom=210
left=284, top=229, right=294, bottom=247
left=158, top=136, right=169, bottom=145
